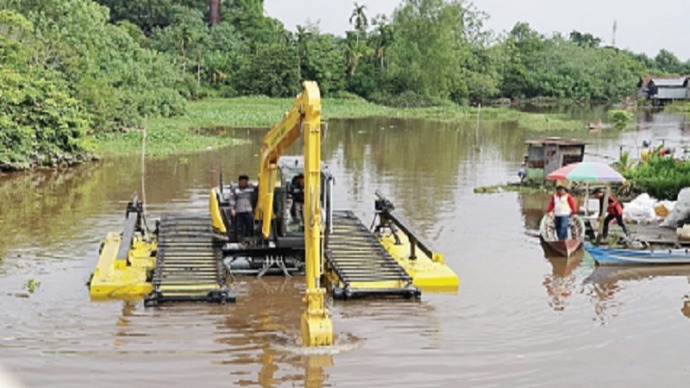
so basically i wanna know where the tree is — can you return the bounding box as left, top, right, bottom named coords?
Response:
left=0, top=9, right=34, bottom=67
left=150, top=5, right=210, bottom=80
left=93, top=0, right=205, bottom=35
left=347, top=1, right=370, bottom=82
left=344, top=30, right=371, bottom=83
left=296, top=24, right=310, bottom=81
left=349, top=2, right=369, bottom=35
left=236, top=42, right=299, bottom=97
left=0, top=11, right=93, bottom=169
left=204, top=21, right=248, bottom=92
left=386, top=0, right=489, bottom=102
left=569, top=31, right=601, bottom=48
left=2, top=0, right=185, bottom=131
left=655, top=49, right=682, bottom=74
left=295, top=24, right=346, bottom=95
left=225, top=0, right=284, bottom=46
left=499, top=22, right=545, bottom=98
left=371, top=14, right=393, bottom=71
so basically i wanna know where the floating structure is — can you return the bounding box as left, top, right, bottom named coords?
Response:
left=638, top=76, right=690, bottom=104
left=89, top=81, right=459, bottom=347
left=523, top=138, right=586, bottom=185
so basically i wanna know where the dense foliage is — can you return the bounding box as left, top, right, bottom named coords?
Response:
left=0, top=67, right=93, bottom=169
left=0, top=0, right=185, bottom=169
left=94, top=0, right=688, bottom=104
left=3, top=0, right=689, bottom=169
left=1, top=9, right=93, bottom=168
left=624, top=156, right=690, bottom=200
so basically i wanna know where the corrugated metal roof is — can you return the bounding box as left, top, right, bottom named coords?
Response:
left=650, top=77, right=687, bottom=87
left=639, top=75, right=690, bottom=88
left=525, top=137, right=586, bottom=146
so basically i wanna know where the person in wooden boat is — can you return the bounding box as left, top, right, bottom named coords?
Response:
left=588, top=120, right=603, bottom=132
left=592, top=188, right=629, bottom=239
left=546, top=185, right=578, bottom=240
left=517, top=155, right=528, bottom=183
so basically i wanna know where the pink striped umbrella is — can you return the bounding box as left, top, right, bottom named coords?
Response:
left=547, top=162, right=624, bottom=183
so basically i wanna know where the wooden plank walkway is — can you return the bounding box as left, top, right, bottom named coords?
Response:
left=609, top=223, right=690, bottom=246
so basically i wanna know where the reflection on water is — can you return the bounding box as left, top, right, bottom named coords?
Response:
left=584, top=265, right=690, bottom=323
left=3, top=111, right=690, bottom=386
left=542, top=250, right=585, bottom=312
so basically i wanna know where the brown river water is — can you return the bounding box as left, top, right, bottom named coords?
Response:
left=2, top=111, right=690, bottom=387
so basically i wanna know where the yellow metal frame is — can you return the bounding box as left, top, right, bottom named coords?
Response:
left=298, top=82, right=333, bottom=346
left=89, top=232, right=156, bottom=300
left=209, top=188, right=227, bottom=234
left=378, top=234, right=459, bottom=293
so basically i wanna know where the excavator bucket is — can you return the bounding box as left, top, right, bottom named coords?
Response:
left=301, top=313, right=333, bottom=347
left=301, top=289, right=333, bottom=346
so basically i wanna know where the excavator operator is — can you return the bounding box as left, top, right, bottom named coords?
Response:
left=288, top=173, right=305, bottom=224
left=229, top=174, right=257, bottom=241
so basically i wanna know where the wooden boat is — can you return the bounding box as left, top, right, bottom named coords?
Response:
left=585, top=245, right=690, bottom=266
left=584, top=264, right=690, bottom=284
left=539, top=214, right=585, bottom=257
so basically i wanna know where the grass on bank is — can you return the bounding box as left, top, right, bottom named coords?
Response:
left=665, top=101, right=690, bottom=114
left=96, top=96, right=585, bottom=157
left=473, top=183, right=548, bottom=194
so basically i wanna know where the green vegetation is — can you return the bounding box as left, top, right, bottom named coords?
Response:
left=97, top=97, right=584, bottom=157
left=0, top=1, right=185, bottom=169
left=624, top=156, right=690, bottom=200
left=24, top=278, right=41, bottom=293
left=474, top=184, right=547, bottom=194
left=665, top=101, right=690, bottom=113
left=608, top=109, right=636, bottom=130
left=0, top=67, right=94, bottom=169
left=615, top=150, right=637, bottom=174
left=2, top=0, right=688, bottom=169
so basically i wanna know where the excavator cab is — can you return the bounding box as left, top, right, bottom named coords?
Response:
left=209, top=158, right=332, bottom=250
left=273, top=157, right=333, bottom=248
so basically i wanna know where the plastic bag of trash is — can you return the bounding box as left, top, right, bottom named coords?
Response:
left=623, top=193, right=659, bottom=224
left=655, top=200, right=675, bottom=218
left=677, top=224, right=690, bottom=240
left=661, top=188, right=690, bottom=228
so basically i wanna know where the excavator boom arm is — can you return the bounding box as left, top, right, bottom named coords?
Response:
left=256, top=82, right=320, bottom=240
left=244, top=81, right=332, bottom=346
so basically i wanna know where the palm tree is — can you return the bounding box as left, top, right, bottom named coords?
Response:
left=345, top=31, right=362, bottom=79
left=349, top=3, right=368, bottom=38
left=296, top=25, right=310, bottom=80
left=372, top=15, right=392, bottom=71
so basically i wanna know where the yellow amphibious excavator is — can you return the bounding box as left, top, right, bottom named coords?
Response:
left=89, top=81, right=458, bottom=347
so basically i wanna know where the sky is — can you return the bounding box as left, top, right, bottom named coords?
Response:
left=264, top=0, right=690, bottom=61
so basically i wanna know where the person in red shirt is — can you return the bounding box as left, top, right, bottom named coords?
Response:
left=546, top=185, right=578, bottom=240
left=592, top=188, right=629, bottom=239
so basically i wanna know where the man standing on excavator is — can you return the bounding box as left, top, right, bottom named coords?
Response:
left=229, top=174, right=256, bottom=241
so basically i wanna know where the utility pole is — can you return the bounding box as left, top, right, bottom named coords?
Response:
left=210, top=0, right=221, bottom=25
left=612, top=20, right=617, bottom=47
